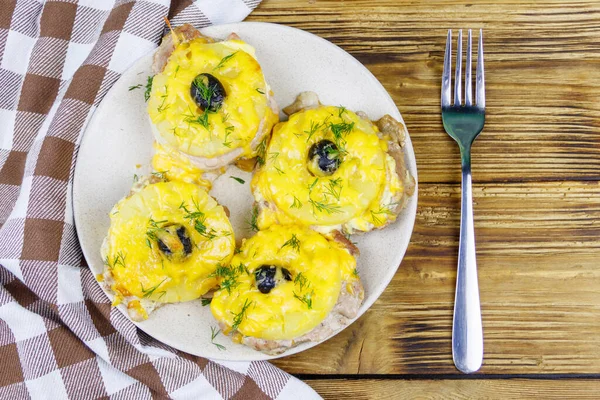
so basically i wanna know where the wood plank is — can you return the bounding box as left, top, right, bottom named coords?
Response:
left=273, top=181, right=600, bottom=374
left=249, top=1, right=600, bottom=183
left=305, top=379, right=600, bottom=400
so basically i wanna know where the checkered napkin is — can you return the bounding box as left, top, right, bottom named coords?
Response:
left=0, top=1, right=321, bottom=399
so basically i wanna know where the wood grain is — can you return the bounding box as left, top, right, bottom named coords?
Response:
left=273, top=181, right=600, bottom=374
left=306, top=379, right=600, bottom=400
left=248, top=0, right=600, bottom=389
left=249, top=0, right=600, bottom=183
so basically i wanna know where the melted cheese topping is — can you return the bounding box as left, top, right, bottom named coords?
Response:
left=251, top=106, right=404, bottom=233
left=151, top=142, right=213, bottom=189
left=148, top=38, right=278, bottom=160
left=210, top=225, right=356, bottom=340
left=102, top=181, right=235, bottom=318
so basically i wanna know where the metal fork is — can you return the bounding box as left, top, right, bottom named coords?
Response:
left=442, top=29, right=485, bottom=374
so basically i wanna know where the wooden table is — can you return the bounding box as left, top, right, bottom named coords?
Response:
left=248, top=1, right=600, bottom=398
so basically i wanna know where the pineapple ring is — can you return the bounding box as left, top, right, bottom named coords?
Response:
left=101, top=179, right=235, bottom=321
left=210, top=225, right=357, bottom=341
left=251, top=106, right=404, bottom=234
left=148, top=38, right=278, bottom=162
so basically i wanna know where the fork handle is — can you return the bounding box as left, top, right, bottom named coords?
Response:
left=452, top=146, right=483, bottom=374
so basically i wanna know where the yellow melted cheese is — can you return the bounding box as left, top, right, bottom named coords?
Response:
left=102, top=180, right=235, bottom=318
left=210, top=225, right=357, bottom=340
left=151, top=142, right=213, bottom=189
left=251, top=106, right=404, bottom=233
left=148, top=38, right=278, bottom=160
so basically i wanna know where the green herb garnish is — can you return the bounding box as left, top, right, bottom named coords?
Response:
left=213, top=52, right=237, bottom=71
left=256, top=88, right=265, bottom=94
left=141, top=277, right=168, bottom=298
left=145, top=218, right=168, bottom=248
left=290, top=196, right=302, bottom=209
left=230, top=176, right=245, bottom=184
left=246, top=204, right=259, bottom=232
left=180, top=199, right=217, bottom=240
left=201, top=298, right=212, bottom=306
left=144, top=75, right=153, bottom=102
left=305, top=120, right=323, bottom=142
left=129, top=84, right=142, bottom=91
left=293, top=291, right=313, bottom=309
left=255, top=137, right=268, bottom=167
left=294, top=272, right=309, bottom=292
left=324, top=178, right=343, bottom=201
left=281, top=234, right=301, bottom=252
left=151, top=170, right=168, bottom=180
left=231, top=299, right=253, bottom=331
left=210, top=326, right=226, bottom=351
left=308, top=198, right=342, bottom=215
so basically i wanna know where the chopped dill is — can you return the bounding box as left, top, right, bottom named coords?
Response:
left=308, top=198, right=342, bottom=215
left=234, top=247, right=243, bottom=255
left=223, top=126, right=234, bottom=147
left=184, top=110, right=210, bottom=130
left=256, top=88, right=265, bottom=94
left=174, top=65, right=180, bottom=78
left=328, top=121, right=354, bottom=148
left=128, top=84, right=142, bottom=91
left=307, top=177, right=319, bottom=193
left=324, top=178, right=343, bottom=201
left=213, top=52, right=237, bottom=71
left=304, top=120, right=323, bottom=142
left=293, top=290, right=313, bottom=309
left=114, top=251, right=126, bottom=268
left=144, top=75, right=153, bottom=102
left=222, top=113, right=230, bottom=123
left=274, top=166, right=285, bottom=175
left=353, top=268, right=359, bottom=277
left=246, top=204, right=259, bottom=232
left=338, top=106, right=347, bottom=118
left=141, top=277, right=168, bottom=298
left=290, top=196, right=302, bottom=209
left=294, top=272, right=309, bottom=292
left=151, top=170, right=168, bottom=180
left=210, top=326, right=226, bottom=351
left=210, top=263, right=240, bottom=294
left=255, top=137, right=268, bottom=166
left=157, top=85, right=170, bottom=113
left=145, top=218, right=168, bottom=248
left=370, top=201, right=400, bottom=225
left=268, top=152, right=279, bottom=161
left=281, top=234, right=301, bottom=252
left=231, top=298, right=252, bottom=331
left=106, top=251, right=127, bottom=269
left=192, top=75, right=217, bottom=110
left=230, top=176, right=245, bottom=184
left=201, top=298, right=212, bottom=306
left=133, top=174, right=139, bottom=182
left=180, top=199, right=217, bottom=240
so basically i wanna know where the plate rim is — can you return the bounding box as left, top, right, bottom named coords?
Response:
left=73, top=21, right=418, bottom=361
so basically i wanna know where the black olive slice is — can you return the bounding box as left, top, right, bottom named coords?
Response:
left=308, top=139, right=341, bottom=176
left=254, top=265, right=293, bottom=294
left=190, top=73, right=226, bottom=112
left=155, top=224, right=193, bottom=262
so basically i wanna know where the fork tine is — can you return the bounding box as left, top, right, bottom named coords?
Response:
left=454, top=30, right=462, bottom=106
left=442, top=29, right=452, bottom=107
left=476, top=29, right=485, bottom=108
left=465, top=29, right=473, bottom=106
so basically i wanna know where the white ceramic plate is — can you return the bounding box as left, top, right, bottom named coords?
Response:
left=73, top=22, right=418, bottom=361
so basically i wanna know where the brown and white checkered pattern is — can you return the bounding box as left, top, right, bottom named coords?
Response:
left=0, top=1, right=321, bottom=399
